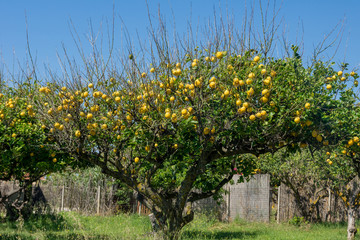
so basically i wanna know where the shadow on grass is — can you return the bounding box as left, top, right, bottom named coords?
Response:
left=181, top=230, right=258, bottom=239
left=0, top=233, right=112, bottom=240
left=45, top=233, right=112, bottom=240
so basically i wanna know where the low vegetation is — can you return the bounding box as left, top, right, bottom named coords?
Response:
left=0, top=212, right=354, bottom=239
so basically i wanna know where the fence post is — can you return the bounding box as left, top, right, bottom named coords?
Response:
left=97, top=185, right=101, bottom=214
left=328, top=188, right=331, bottom=221
left=61, top=185, right=65, bottom=211
left=277, top=184, right=281, bottom=223
left=227, top=183, right=230, bottom=221
left=138, top=201, right=142, bottom=215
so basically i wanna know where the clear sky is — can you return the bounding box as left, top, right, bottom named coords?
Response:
left=0, top=0, right=359, bottom=76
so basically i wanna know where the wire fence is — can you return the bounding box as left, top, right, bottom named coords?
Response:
left=1, top=175, right=353, bottom=223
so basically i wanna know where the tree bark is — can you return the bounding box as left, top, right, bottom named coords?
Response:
left=347, top=207, right=357, bottom=240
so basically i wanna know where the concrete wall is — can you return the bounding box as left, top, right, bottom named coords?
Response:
left=228, top=174, right=270, bottom=222
left=193, top=174, right=271, bottom=222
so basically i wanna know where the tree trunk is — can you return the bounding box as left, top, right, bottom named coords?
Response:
left=3, top=182, right=34, bottom=221
left=347, top=206, right=357, bottom=240
left=151, top=206, right=194, bottom=240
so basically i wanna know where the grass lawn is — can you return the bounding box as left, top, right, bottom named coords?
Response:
left=0, top=212, right=354, bottom=239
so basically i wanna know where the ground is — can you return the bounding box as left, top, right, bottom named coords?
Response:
left=0, top=212, right=355, bottom=239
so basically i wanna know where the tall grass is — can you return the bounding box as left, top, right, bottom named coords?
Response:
left=0, top=212, right=353, bottom=240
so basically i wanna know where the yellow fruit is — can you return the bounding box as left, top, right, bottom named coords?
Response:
left=328, top=161, right=333, bottom=165
left=224, top=90, right=230, bottom=96
left=249, top=115, right=256, bottom=121
left=348, top=139, right=354, bottom=146
left=247, top=88, right=254, bottom=96
left=126, top=115, right=133, bottom=121
left=181, top=109, right=188, bottom=115
left=326, top=84, right=332, bottom=90
left=261, top=89, right=269, bottom=95
left=312, top=130, right=318, bottom=138
left=248, top=72, right=255, bottom=79
left=87, top=113, right=93, bottom=119
left=305, top=103, right=311, bottom=109
left=141, top=72, right=147, bottom=78
left=12, top=133, right=17, bottom=138
left=215, top=51, right=223, bottom=59
left=134, top=157, right=140, bottom=163
left=243, top=102, right=250, bottom=108
left=203, top=127, right=210, bottom=135
left=238, top=107, right=246, bottom=114
left=150, top=68, right=155, bottom=73
left=195, top=79, right=202, bottom=87
left=337, top=71, right=343, bottom=76
left=172, top=68, right=182, bottom=76
left=294, top=117, right=301, bottom=124
left=260, top=97, right=268, bottom=103
left=246, top=79, right=253, bottom=85
left=211, top=128, right=215, bottom=134
left=75, top=130, right=81, bottom=137
left=145, top=146, right=150, bottom=151
left=59, top=125, right=64, bottom=131
left=165, top=112, right=171, bottom=119
left=209, top=82, right=216, bottom=89
left=173, top=144, right=178, bottom=149
left=101, top=124, right=108, bottom=130
left=261, top=69, right=267, bottom=75
left=236, top=99, right=242, bottom=106
left=316, top=135, right=323, bottom=142
left=54, top=122, right=61, bottom=129
left=354, top=136, right=359, bottom=143
left=300, top=143, right=308, bottom=148
left=88, top=83, right=94, bottom=88
left=53, top=158, right=57, bottom=163
left=253, top=56, right=260, bottom=62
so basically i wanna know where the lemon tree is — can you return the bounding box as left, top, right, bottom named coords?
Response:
left=0, top=85, right=73, bottom=220
left=30, top=39, right=359, bottom=239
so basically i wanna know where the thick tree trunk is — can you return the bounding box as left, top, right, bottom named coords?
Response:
left=151, top=206, right=194, bottom=240
left=3, top=182, right=34, bottom=221
left=347, top=207, right=357, bottom=240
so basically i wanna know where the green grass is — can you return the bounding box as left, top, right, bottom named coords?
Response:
left=0, top=212, right=355, bottom=240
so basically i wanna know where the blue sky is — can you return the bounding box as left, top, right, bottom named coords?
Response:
left=0, top=0, right=359, bottom=76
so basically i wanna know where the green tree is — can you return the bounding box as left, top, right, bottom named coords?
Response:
left=32, top=39, right=359, bottom=239
left=0, top=84, right=74, bottom=220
